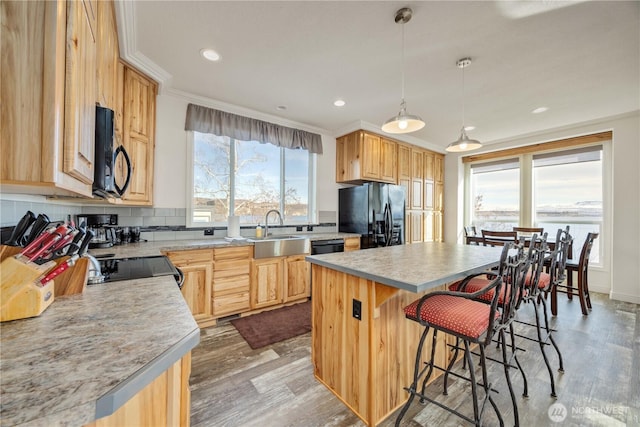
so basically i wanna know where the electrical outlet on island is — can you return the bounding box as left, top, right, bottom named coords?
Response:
left=204, top=228, right=214, bottom=236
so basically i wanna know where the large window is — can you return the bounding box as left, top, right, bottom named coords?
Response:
left=466, top=143, right=605, bottom=265
left=470, top=159, right=520, bottom=231
left=188, top=131, right=313, bottom=226
left=533, top=147, right=602, bottom=262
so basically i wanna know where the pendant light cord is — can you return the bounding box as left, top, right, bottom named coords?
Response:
left=401, top=21, right=405, bottom=103
left=461, top=62, right=465, bottom=127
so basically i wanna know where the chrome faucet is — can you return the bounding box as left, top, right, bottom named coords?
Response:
left=264, top=209, right=283, bottom=237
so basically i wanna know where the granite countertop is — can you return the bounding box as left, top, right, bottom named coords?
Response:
left=306, top=242, right=504, bottom=293
left=0, top=277, right=199, bottom=426
left=89, top=232, right=360, bottom=259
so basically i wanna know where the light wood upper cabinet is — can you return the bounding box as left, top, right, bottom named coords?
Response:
left=63, top=0, right=97, bottom=185
left=120, top=65, right=157, bottom=205
left=336, top=131, right=397, bottom=184
left=410, top=149, right=423, bottom=210
left=96, top=0, right=119, bottom=110
left=284, top=255, right=310, bottom=302
left=1, top=0, right=95, bottom=196
left=251, top=257, right=284, bottom=309
left=424, top=151, right=435, bottom=181
left=435, top=154, right=444, bottom=183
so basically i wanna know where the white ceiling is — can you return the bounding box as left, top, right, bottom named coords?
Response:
left=119, top=1, right=640, bottom=151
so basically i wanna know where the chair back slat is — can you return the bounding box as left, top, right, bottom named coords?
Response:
left=481, top=230, right=518, bottom=247
left=496, top=241, right=530, bottom=329
left=522, top=233, right=549, bottom=301
left=548, top=226, right=573, bottom=287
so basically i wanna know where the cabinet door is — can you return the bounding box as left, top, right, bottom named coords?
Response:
left=178, top=262, right=213, bottom=322
left=397, top=144, right=411, bottom=180
left=379, top=138, right=397, bottom=183
left=424, top=180, right=434, bottom=210
left=122, top=66, right=157, bottom=204
left=424, top=152, right=435, bottom=181
left=435, top=154, right=444, bottom=182
left=423, top=210, right=434, bottom=242
left=284, top=255, right=310, bottom=302
left=410, top=149, right=423, bottom=209
left=361, top=132, right=381, bottom=180
left=409, top=211, right=423, bottom=243
left=96, top=0, right=118, bottom=109
left=63, top=0, right=96, bottom=184
left=434, top=182, right=444, bottom=211
left=251, top=258, right=284, bottom=309
left=433, top=211, right=443, bottom=242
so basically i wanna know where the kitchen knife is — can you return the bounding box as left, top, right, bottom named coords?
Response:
left=20, top=224, right=68, bottom=262
left=78, top=229, right=94, bottom=256
left=3, top=211, right=36, bottom=246
left=22, top=213, right=50, bottom=246
left=38, top=254, right=80, bottom=286
left=63, top=228, right=86, bottom=256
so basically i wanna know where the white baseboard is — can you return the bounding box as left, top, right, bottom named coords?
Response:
left=609, top=291, right=640, bottom=305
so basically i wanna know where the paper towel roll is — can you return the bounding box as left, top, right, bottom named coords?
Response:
left=227, top=216, right=240, bottom=237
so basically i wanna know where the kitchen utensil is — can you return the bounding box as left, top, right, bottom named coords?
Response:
left=22, top=214, right=50, bottom=247
left=20, top=224, right=68, bottom=263
left=39, top=254, right=80, bottom=285
left=3, top=211, right=36, bottom=246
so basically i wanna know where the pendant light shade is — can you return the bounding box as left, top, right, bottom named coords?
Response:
left=382, top=8, right=425, bottom=135
left=446, top=58, right=482, bottom=152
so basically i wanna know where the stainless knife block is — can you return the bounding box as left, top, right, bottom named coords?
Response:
left=0, top=251, right=55, bottom=322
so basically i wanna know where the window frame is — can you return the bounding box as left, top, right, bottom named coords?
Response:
left=464, top=139, right=610, bottom=269
left=185, top=131, right=316, bottom=228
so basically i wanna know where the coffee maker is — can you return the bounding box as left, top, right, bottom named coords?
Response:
left=76, top=214, right=119, bottom=248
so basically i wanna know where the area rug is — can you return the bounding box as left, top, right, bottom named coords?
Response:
left=230, top=301, right=311, bottom=349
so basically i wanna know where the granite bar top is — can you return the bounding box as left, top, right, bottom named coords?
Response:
left=306, top=242, right=504, bottom=293
left=88, top=232, right=360, bottom=259
left=0, top=277, right=199, bottom=426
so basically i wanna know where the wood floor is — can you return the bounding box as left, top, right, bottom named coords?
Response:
left=190, top=292, right=639, bottom=427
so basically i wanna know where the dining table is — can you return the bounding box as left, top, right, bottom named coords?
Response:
left=305, top=242, right=504, bottom=426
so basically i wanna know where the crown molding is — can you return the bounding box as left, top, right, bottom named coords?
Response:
left=114, top=1, right=172, bottom=89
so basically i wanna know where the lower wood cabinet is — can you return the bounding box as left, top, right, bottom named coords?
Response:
left=284, top=255, right=310, bottom=302
left=212, top=246, right=252, bottom=317
left=251, top=257, right=284, bottom=309
left=344, top=236, right=361, bottom=251
left=164, top=249, right=214, bottom=327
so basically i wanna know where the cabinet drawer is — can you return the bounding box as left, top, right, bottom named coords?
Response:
left=213, top=259, right=251, bottom=278
left=213, top=292, right=250, bottom=316
left=213, top=246, right=253, bottom=261
left=213, top=275, right=250, bottom=295
left=165, top=249, right=213, bottom=265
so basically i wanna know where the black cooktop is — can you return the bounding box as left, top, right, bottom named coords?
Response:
left=97, top=255, right=179, bottom=283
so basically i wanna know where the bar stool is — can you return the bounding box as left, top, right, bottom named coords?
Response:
left=551, top=232, right=598, bottom=316
left=396, top=243, right=529, bottom=427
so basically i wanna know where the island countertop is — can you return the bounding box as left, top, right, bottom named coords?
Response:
left=305, top=242, right=504, bottom=293
left=0, top=277, right=199, bottom=426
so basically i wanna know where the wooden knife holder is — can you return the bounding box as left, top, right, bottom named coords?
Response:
left=0, top=255, right=55, bottom=322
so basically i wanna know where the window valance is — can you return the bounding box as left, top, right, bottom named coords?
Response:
left=184, top=103, right=323, bottom=154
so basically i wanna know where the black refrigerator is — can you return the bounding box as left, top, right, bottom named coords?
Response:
left=339, top=183, right=405, bottom=249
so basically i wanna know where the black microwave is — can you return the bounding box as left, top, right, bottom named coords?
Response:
left=94, top=106, right=132, bottom=198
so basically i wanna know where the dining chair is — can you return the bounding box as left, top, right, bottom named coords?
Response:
left=513, top=226, right=544, bottom=240
left=481, top=229, right=518, bottom=247
left=464, top=225, right=480, bottom=245
left=396, top=242, right=529, bottom=427
left=551, top=232, right=598, bottom=316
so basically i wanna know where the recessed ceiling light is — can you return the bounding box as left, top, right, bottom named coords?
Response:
left=333, top=99, right=346, bottom=107
left=276, top=105, right=287, bottom=111
left=532, top=106, right=548, bottom=114
left=464, top=125, right=476, bottom=131
left=200, top=48, right=220, bottom=62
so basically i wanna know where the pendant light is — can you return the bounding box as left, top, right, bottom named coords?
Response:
left=381, top=7, right=425, bottom=134
left=446, top=58, right=482, bottom=152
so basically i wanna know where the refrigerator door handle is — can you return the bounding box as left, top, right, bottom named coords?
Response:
left=384, top=203, right=393, bottom=246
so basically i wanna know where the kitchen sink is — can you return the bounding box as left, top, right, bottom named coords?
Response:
left=248, top=235, right=311, bottom=258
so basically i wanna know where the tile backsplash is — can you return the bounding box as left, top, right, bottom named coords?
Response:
left=0, top=198, right=336, bottom=242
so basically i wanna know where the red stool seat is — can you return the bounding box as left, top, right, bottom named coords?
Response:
left=404, top=294, right=498, bottom=340
left=449, top=275, right=518, bottom=305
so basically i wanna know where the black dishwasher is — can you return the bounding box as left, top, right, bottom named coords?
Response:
left=311, top=239, right=344, bottom=255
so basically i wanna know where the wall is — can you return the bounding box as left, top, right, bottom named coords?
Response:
left=443, top=112, right=640, bottom=304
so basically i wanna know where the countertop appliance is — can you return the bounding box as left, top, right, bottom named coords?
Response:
left=94, top=255, right=183, bottom=289
left=339, top=183, right=405, bottom=249
left=76, top=214, right=118, bottom=248
left=94, top=105, right=131, bottom=198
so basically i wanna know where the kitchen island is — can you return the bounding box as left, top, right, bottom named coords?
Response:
left=305, top=242, right=503, bottom=426
left=0, top=276, right=199, bottom=426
